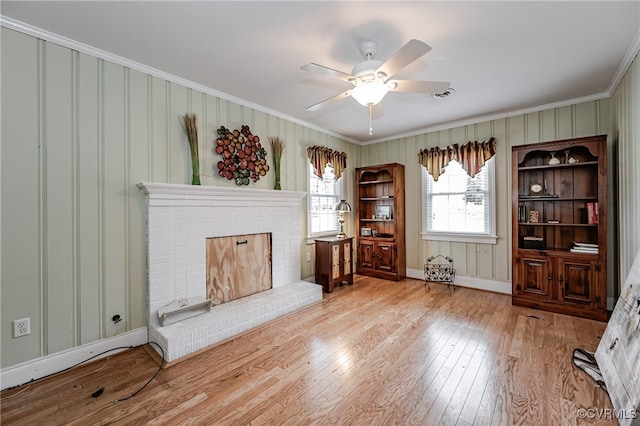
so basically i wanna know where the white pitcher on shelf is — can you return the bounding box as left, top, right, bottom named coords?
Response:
left=548, top=152, right=560, bottom=165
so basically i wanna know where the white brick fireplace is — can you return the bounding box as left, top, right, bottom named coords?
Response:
left=138, top=183, right=322, bottom=362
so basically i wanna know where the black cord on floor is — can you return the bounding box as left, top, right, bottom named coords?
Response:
left=112, top=341, right=165, bottom=403
left=6, top=341, right=166, bottom=404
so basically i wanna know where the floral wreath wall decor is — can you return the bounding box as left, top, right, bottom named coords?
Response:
left=215, top=125, right=269, bottom=186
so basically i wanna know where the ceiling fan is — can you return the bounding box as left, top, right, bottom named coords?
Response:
left=301, top=39, right=451, bottom=134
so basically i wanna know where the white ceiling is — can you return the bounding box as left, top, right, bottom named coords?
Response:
left=2, top=1, right=639, bottom=144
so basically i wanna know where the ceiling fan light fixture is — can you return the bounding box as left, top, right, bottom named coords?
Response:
left=301, top=38, right=448, bottom=135
left=351, top=80, right=389, bottom=106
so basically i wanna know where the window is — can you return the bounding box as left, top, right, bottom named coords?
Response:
left=308, top=163, right=342, bottom=236
left=421, top=158, right=496, bottom=244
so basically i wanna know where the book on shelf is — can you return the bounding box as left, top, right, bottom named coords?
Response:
left=518, top=205, right=529, bottom=223
left=570, top=247, right=599, bottom=254
left=570, top=241, right=598, bottom=254
left=587, top=202, right=598, bottom=224
left=522, top=235, right=544, bottom=249
left=573, top=241, right=598, bottom=248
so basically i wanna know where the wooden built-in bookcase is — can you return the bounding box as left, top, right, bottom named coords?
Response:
left=511, top=135, right=607, bottom=321
left=355, top=163, right=406, bottom=281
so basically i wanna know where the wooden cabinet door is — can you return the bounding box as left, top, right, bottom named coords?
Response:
left=375, top=242, right=396, bottom=273
left=517, top=255, right=552, bottom=298
left=358, top=240, right=374, bottom=269
left=343, top=241, right=351, bottom=275
left=331, top=244, right=341, bottom=280
left=558, top=257, right=596, bottom=305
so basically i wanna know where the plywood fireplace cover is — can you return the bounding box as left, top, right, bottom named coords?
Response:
left=207, top=233, right=272, bottom=305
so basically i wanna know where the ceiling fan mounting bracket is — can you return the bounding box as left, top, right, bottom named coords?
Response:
left=358, top=40, right=379, bottom=60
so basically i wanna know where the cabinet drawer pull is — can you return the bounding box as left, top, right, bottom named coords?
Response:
left=236, top=240, right=248, bottom=245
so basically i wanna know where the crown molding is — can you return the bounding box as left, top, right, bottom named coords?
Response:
left=0, top=15, right=359, bottom=145
left=3, top=15, right=638, bottom=147
left=363, top=29, right=640, bottom=146
left=608, top=29, right=640, bottom=95
left=361, top=92, right=611, bottom=145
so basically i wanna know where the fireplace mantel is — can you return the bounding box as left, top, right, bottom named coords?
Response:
left=138, top=182, right=321, bottom=363
left=137, top=182, right=306, bottom=201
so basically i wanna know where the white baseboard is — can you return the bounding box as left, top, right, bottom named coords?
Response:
left=406, top=268, right=512, bottom=294
left=408, top=269, right=615, bottom=309
left=0, top=327, right=148, bottom=391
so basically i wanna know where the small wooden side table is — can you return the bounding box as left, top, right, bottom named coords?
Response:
left=315, top=237, right=353, bottom=292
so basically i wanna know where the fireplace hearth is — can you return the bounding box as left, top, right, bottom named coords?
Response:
left=138, top=183, right=322, bottom=363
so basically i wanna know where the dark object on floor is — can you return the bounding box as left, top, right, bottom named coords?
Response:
left=91, top=387, right=105, bottom=398
left=572, top=348, right=607, bottom=391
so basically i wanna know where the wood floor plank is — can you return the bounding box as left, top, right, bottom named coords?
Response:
left=457, top=300, right=510, bottom=424
left=438, top=347, right=488, bottom=425
left=1, top=277, right=614, bottom=425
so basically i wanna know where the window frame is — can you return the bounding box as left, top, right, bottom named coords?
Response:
left=307, top=161, right=343, bottom=239
left=420, top=157, right=497, bottom=244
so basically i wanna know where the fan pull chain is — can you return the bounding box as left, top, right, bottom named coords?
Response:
left=368, top=104, right=373, bottom=136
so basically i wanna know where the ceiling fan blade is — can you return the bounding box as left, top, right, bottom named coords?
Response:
left=305, top=90, right=352, bottom=111
left=388, top=80, right=450, bottom=94
left=300, top=63, right=354, bottom=82
left=377, top=39, right=432, bottom=80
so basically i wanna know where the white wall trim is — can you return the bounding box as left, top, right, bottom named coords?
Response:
left=409, top=267, right=613, bottom=309
left=0, top=328, right=147, bottom=391
left=608, top=30, right=640, bottom=94
left=363, top=92, right=610, bottom=145
left=0, top=15, right=359, bottom=145
left=364, top=34, right=640, bottom=146
left=4, top=15, right=638, bottom=148
left=407, top=268, right=512, bottom=295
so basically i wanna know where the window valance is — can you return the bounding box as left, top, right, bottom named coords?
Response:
left=418, top=137, right=496, bottom=181
left=307, top=146, right=348, bottom=180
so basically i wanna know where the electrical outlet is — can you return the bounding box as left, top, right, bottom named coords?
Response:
left=306, top=252, right=311, bottom=262
left=13, top=318, right=30, bottom=338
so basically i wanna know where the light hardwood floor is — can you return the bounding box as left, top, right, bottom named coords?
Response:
left=1, top=276, right=614, bottom=425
